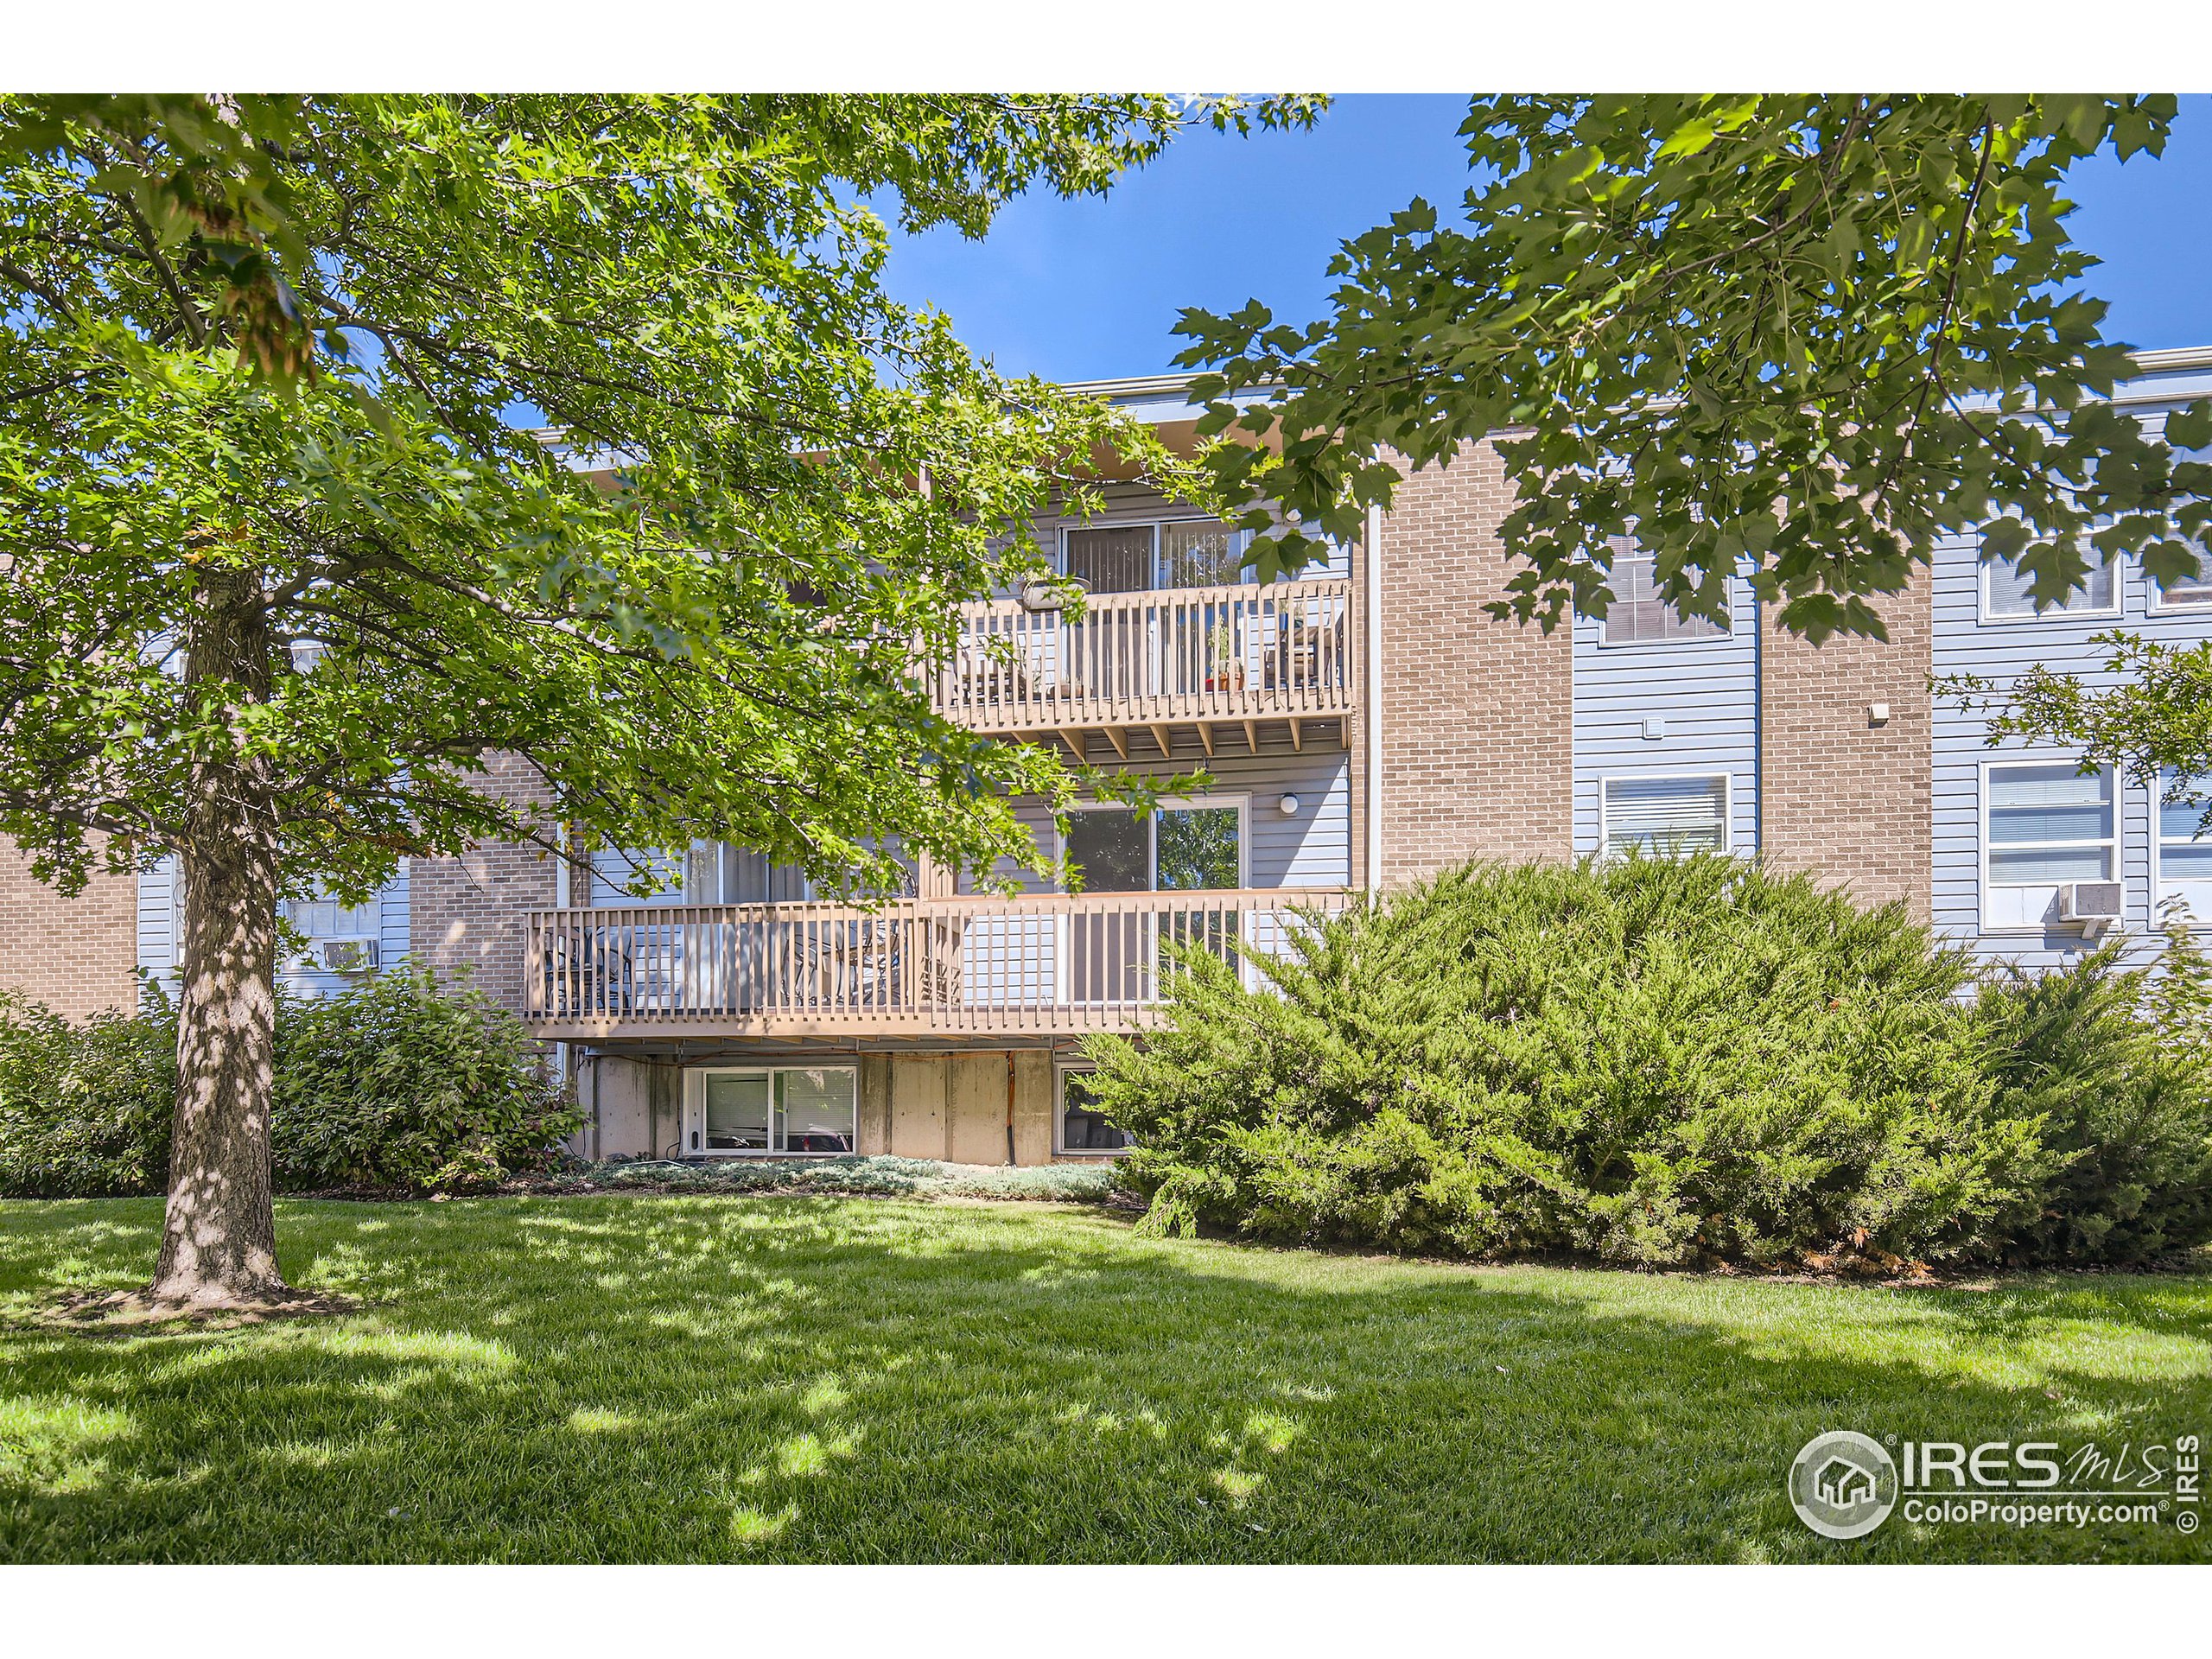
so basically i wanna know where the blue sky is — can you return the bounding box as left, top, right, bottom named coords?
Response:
left=880, top=94, right=2212, bottom=384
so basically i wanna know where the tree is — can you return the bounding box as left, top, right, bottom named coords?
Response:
left=1175, top=95, right=2209, bottom=642
left=0, top=93, right=1310, bottom=1313
left=1955, top=632, right=2212, bottom=836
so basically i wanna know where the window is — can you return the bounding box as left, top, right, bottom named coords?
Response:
left=687, top=1065, right=856, bottom=1156
left=1600, top=776, right=1729, bottom=859
left=1984, top=761, right=2116, bottom=930
left=1984, top=549, right=2117, bottom=620
left=1057, top=1066, right=1135, bottom=1155
left=1599, top=543, right=1729, bottom=645
left=1986, top=763, right=2114, bottom=885
left=2152, top=545, right=2212, bottom=611
left=2157, top=771, right=2212, bottom=919
left=286, top=887, right=378, bottom=968
left=1062, top=800, right=1246, bottom=893
left=684, top=842, right=812, bottom=905
left=1062, top=518, right=1248, bottom=594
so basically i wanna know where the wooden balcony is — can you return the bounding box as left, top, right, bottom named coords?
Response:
left=935, top=577, right=1355, bottom=755
left=524, top=889, right=1353, bottom=1040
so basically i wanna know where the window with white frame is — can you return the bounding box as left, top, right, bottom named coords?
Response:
left=1057, top=1065, right=1135, bottom=1155
left=1984, top=762, right=2115, bottom=929
left=285, top=887, right=379, bottom=969
left=2152, top=543, right=2212, bottom=610
left=686, top=1065, right=856, bottom=1156
left=1983, top=547, right=2117, bottom=620
left=1599, top=542, right=1729, bottom=645
left=1600, top=775, right=1729, bottom=859
left=2157, top=771, right=2212, bottom=918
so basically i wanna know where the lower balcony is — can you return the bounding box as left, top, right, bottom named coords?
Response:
left=524, top=889, right=1353, bottom=1039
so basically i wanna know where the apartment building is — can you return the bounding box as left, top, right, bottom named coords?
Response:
left=5, top=350, right=2210, bottom=1164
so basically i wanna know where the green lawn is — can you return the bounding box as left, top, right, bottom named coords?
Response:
left=2, top=1195, right=2207, bottom=1563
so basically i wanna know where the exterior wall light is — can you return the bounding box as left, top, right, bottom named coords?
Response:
left=1278, top=794, right=1300, bottom=817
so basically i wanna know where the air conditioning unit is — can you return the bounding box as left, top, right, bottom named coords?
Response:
left=2059, top=882, right=2124, bottom=938
left=319, top=938, right=380, bottom=971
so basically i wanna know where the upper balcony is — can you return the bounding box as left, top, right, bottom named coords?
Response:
left=932, top=576, right=1356, bottom=756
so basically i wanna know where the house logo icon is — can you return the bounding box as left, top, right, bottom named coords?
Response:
left=1789, top=1431, right=1899, bottom=1539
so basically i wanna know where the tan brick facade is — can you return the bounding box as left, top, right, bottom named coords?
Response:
left=408, top=752, right=561, bottom=1017
left=0, top=837, right=142, bottom=1020
left=1758, top=581, right=1935, bottom=918
left=1371, top=441, right=1573, bottom=882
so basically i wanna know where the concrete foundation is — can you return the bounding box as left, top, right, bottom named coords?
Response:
left=579, top=1046, right=1068, bottom=1164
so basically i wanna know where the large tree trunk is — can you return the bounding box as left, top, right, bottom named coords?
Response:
left=149, top=566, right=290, bottom=1309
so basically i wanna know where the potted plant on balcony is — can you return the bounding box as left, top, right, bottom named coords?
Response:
left=1204, top=620, right=1245, bottom=693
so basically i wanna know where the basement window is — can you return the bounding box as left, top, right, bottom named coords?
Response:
left=1056, top=1065, right=1135, bottom=1156
left=685, top=1065, right=856, bottom=1156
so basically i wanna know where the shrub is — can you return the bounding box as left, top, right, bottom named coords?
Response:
left=591, top=1155, right=1114, bottom=1203
left=0, top=981, right=177, bottom=1198
left=1090, top=856, right=2053, bottom=1268
left=270, top=966, right=580, bottom=1192
left=1971, top=918, right=2212, bottom=1265
left=0, top=965, right=580, bottom=1197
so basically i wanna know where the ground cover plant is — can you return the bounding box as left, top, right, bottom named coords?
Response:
left=1089, top=856, right=2212, bottom=1269
left=0, top=969, right=577, bottom=1199
left=0, top=1196, right=2203, bottom=1564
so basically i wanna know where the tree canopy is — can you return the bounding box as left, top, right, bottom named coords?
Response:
left=1175, top=95, right=2210, bottom=643
left=0, top=92, right=1319, bottom=1307
left=0, top=94, right=1318, bottom=904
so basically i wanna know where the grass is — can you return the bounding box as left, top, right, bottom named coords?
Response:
left=2, top=1194, right=2207, bottom=1563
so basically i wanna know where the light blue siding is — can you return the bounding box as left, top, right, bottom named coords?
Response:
left=137, top=855, right=177, bottom=979
left=137, top=858, right=410, bottom=997
left=1932, top=541, right=2209, bottom=969
left=972, top=745, right=1352, bottom=893
left=591, top=846, right=683, bottom=906
left=1572, top=574, right=1760, bottom=856
left=1929, top=366, right=2212, bottom=969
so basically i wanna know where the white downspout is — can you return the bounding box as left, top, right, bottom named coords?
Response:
left=1363, top=499, right=1384, bottom=897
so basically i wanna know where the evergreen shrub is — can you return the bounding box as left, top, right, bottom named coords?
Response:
left=1087, top=855, right=2192, bottom=1268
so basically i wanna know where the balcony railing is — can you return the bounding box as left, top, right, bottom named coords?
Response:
left=935, top=578, right=1354, bottom=736
left=524, top=889, right=1353, bottom=1038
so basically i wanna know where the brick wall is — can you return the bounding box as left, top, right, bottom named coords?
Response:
left=408, top=753, right=561, bottom=1016
left=1758, top=580, right=1935, bottom=918
left=1374, top=441, right=1573, bottom=882
left=0, top=837, right=141, bottom=1020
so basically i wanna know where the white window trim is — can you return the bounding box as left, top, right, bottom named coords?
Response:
left=1054, top=1060, right=1132, bottom=1158
left=283, top=888, right=382, bottom=969
left=1056, top=794, right=1252, bottom=893
left=2147, top=570, right=2212, bottom=614
left=1979, top=756, right=2120, bottom=936
left=1598, top=772, right=1734, bottom=861
left=1977, top=549, right=2125, bottom=626
left=1593, top=551, right=1734, bottom=650
left=2152, top=771, right=2212, bottom=931
left=682, top=1063, right=859, bottom=1159
left=1058, top=518, right=1254, bottom=593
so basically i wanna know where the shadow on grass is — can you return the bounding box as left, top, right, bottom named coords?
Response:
left=1, top=1195, right=2206, bottom=1564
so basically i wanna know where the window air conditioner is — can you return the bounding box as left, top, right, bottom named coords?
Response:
left=2058, top=882, right=2123, bottom=938
left=319, top=938, right=380, bottom=971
